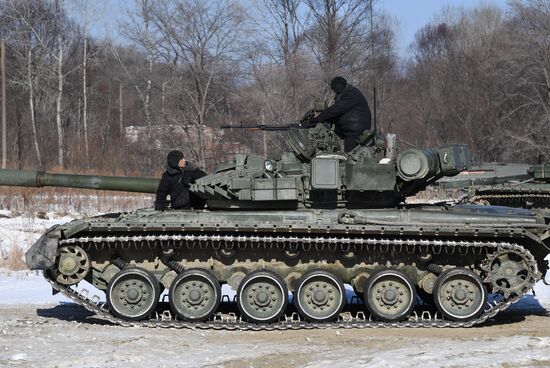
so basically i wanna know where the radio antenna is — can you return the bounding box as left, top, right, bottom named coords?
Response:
left=370, top=0, right=377, bottom=133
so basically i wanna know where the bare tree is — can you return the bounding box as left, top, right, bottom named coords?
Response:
left=8, top=0, right=80, bottom=167
left=143, top=0, right=245, bottom=166
left=497, top=0, right=550, bottom=159
left=0, top=0, right=547, bottom=173
left=54, top=0, right=64, bottom=167
left=2, top=0, right=57, bottom=167
left=405, top=6, right=511, bottom=160
left=116, top=0, right=159, bottom=129
left=245, top=0, right=312, bottom=122
left=27, top=25, right=41, bottom=167
left=259, top=0, right=309, bottom=110
left=65, top=0, right=108, bottom=167
left=304, top=0, right=371, bottom=82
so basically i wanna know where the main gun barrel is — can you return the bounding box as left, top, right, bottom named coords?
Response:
left=0, top=169, right=160, bottom=193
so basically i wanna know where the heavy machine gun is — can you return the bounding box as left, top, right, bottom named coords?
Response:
left=220, top=122, right=305, bottom=131
left=220, top=109, right=317, bottom=131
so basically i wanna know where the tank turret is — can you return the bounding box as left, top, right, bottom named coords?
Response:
left=0, top=125, right=470, bottom=210
left=191, top=124, right=470, bottom=209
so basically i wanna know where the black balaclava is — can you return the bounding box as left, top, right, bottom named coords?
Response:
left=167, top=150, right=184, bottom=170
left=330, top=77, right=348, bottom=95
left=330, top=76, right=347, bottom=94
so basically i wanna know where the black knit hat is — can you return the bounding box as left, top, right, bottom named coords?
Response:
left=167, top=150, right=184, bottom=169
left=330, top=76, right=347, bottom=94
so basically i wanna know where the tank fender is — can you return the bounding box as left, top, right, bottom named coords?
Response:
left=25, top=225, right=61, bottom=270
left=62, top=220, right=90, bottom=238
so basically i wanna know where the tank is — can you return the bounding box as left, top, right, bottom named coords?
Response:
left=2, top=124, right=549, bottom=330
left=438, top=163, right=550, bottom=209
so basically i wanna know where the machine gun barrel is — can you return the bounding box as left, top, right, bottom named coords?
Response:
left=0, top=169, right=160, bottom=193
left=220, top=122, right=304, bottom=131
left=221, top=110, right=316, bottom=131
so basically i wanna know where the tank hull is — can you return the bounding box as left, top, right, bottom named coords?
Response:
left=25, top=205, right=550, bottom=329
left=27, top=205, right=544, bottom=268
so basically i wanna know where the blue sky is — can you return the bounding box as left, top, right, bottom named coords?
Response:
left=84, top=0, right=509, bottom=56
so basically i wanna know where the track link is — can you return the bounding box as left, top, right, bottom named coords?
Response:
left=467, top=193, right=550, bottom=208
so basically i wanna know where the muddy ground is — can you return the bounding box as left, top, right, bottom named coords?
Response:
left=0, top=304, right=549, bottom=368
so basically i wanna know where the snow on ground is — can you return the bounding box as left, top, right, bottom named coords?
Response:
left=0, top=271, right=70, bottom=305
left=0, top=191, right=152, bottom=264
left=0, top=211, right=75, bottom=263
left=0, top=291, right=549, bottom=368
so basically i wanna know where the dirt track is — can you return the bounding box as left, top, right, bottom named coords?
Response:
left=1, top=304, right=549, bottom=368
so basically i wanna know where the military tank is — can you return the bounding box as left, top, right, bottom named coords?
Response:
left=1, top=124, right=549, bottom=330
left=438, top=163, right=550, bottom=209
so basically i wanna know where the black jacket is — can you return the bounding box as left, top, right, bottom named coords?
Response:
left=154, top=164, right=207, bottom=210
left=316, top=84, right=371, bottom=137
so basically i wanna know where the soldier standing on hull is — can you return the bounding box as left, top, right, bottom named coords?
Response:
left=311, top=77, right=372, bottom=152
left=155, top=150, right=207, bottom=210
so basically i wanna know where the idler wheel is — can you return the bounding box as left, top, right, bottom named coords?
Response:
left=237, top=271, right=288, bottom=324
left=433, top=268, right=487, bottom=322
left=294, top=270, right=345, bottom=322
left=107, top=268, right=160, bottom=321
left=363, top=269, right=417, bottom=322
left=169, top=269, right=221, bottom=321
left=54, top=246, right=91, bottom=285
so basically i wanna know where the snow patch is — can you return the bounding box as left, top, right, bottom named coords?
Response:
left=0, top=214, right=74, bottom=266
left=0, top=271, right=71, bottom=305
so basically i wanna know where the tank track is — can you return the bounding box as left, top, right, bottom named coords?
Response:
left=466, top=193, right=550, bottom=208
left=44, top=233, right=540, bottom=330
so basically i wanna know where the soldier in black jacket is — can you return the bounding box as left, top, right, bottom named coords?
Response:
left=312, top=76, right=371, bottom=152
left=154, top=150, right=207, bottom=210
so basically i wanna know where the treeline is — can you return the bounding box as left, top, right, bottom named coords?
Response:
left=0, top=0, right=548, bottom=175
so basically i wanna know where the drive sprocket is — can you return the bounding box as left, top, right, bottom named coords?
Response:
left=483, top=249, right=537, bottom=298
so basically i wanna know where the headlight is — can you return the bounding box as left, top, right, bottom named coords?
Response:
left=264, top=160, right=274, bottom=172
